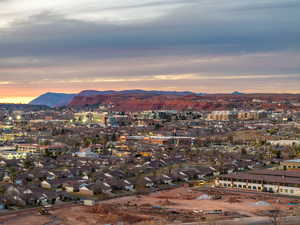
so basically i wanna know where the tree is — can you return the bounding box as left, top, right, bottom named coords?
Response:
left=99, top=134, right=109, bottom=145
left=111, top=132, right=117, bottom=142
left=241, top=148, right=248, bottom=157
left=227, top=135, right=234, bottom=144
left=270, top=209, right=282, bottom=225
left=24, top=159, right=34, bottom=169
left=83, top=137, right=92, bottom=147
left=154, top=123, right=161, bottom=130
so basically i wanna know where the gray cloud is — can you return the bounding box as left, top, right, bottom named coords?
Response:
left=1, top=1, right=299, bottom=58
left=0, top=0, right=299, bottom=95
left=231, top=0, right=300, bottom=11
left=96, top=0, right=204, bottom=11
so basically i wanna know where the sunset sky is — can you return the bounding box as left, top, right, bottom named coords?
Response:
left=0, top=0, right=300, bottom=103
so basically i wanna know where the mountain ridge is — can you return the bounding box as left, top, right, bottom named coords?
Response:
left=30, top=90, right=205, bottom=107
left=29, top=92, right=76, bottom=107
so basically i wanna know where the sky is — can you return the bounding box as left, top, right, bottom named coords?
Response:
left=0, top=0, right=300, bottom=103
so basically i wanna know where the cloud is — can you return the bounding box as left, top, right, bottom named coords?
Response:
left=231, top=0, right=300, bottom=11
left=0, top=81, right=15, bottom=85
left=96, top=0, right=203, bottom=11
left=0, top=0, right=299, bottom=96
left=4, top=2, right=300, bottom=54
left=29, top=73, right=300, bottom=86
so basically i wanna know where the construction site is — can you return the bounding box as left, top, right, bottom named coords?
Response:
left=1, top=186, right=300, bottom=225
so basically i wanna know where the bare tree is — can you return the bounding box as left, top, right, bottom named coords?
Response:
left=270, top=208, right=282, bottom=225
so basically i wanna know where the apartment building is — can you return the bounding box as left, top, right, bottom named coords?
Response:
left=207, top=111, right=238, bottom=121
left=215, top=169, right=300, bottom=196
left=281, top=159, right=300, bottom=170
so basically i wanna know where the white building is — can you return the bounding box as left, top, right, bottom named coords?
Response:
left=215, top=170, right=300, bottom=196
left=268, top=140, right=300, bottom=147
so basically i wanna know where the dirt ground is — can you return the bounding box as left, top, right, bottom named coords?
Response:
left=0, top=187, right=299, bottom=225
left=0, top=213, right=52, bottom=225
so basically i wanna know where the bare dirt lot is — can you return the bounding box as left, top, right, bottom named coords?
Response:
left=1, top=187, right=299, bottom=225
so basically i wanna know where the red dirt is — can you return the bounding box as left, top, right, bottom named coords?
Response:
left=0, top=187, right=298, bottom=225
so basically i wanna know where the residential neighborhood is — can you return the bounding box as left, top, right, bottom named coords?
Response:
left=0, top=97, right=300, bottom=224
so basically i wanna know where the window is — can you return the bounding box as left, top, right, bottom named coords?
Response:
left=253, top=186, right=257, bottom=190
left=290, top=189, right=294, bottom=194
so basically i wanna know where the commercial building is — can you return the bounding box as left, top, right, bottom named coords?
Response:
left=281, top=159, right=300, bottom=170
left=17, top=144, right=40, bottom=153
left=237, top=110, right=267, bottom=120
left=121, top=135, right=195, bottom=145
left=268, top=140, right=300, bottom=147
left=0, top=150, right=27, bottom=159
left=207, top=111, right=238, bottom=121
left=207, top=110, right=267, bottom=121
left=215, top=170, right=300, bottom=196
left=17, top=144, right=65, bottom=155
left=74, top=112, right=107, bottom=125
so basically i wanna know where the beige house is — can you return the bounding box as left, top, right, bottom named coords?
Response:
left=41, top=180, right=51, bottom=189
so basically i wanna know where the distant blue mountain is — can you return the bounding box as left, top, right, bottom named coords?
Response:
left=30, top=90, right=205, bottom=107
left=29, top=92, right=76, bottom=107
left=232, top=91, right=244, bottom=95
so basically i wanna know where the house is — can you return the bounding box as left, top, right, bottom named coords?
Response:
left=83, top=199, right=95, bottom=206
left=15, top=174, right=27, bottom=185
left=74, top=148, right=99, bottom=158
left=160, top=174, right=173, bottom=185
left=92, top=181, right=112, bottom=195
left=64, top=183, right=75, bottom=193
left=143, top=177, right=155, bottom=188
left=2, top=172, right=12, bottom=183
left=104, top=178, right=134, bottom=192
left=171, top=172, right=189, bottom=182
left=3, top=185, right=26, bottom=207
left=28, top=188, right=59, bottom=205
left=46, top=171, right=56, bottom=181
left=79, top=185, right=94, bottom=196
left=41, top=180, right=51, bottom=189
left=121, top=179, right=135, bottom=191
left=58, top=192, right=80, bottom=202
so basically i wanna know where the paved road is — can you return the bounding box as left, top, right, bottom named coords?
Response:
left=168, top=216, right=300, bottom=225
left=43, top=215, right=64, bottom=225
